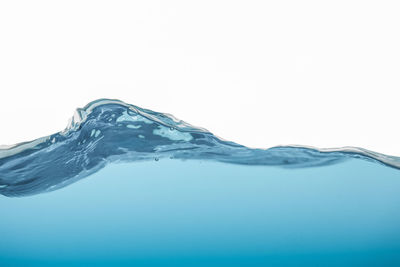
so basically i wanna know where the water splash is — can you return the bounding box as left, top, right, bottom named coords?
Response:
left=0, top=99, right=399, bottom=197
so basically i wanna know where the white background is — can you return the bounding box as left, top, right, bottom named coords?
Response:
left=0, top=1, right=399, bottom=155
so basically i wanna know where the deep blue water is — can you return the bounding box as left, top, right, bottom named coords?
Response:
left=1, top=99, right=400, bottom=266
left=1, top=159, right=400, bottom=266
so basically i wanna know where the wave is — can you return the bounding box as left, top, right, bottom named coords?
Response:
left=0, top=99, right=399, bottom=197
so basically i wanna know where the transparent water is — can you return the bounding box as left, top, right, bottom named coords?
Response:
left=1, top=99, right=400, bottom=266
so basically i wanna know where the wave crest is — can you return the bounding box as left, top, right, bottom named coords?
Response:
left=0, top=99, right=399, bottom=197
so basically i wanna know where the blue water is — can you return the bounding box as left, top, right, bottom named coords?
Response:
left=1, top=99, right=400, bottom=266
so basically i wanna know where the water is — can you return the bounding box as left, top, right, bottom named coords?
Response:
left=1, top=99, right=400, bottom=266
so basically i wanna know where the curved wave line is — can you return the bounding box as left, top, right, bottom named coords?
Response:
left=0, top=98, right=399, bottom=197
